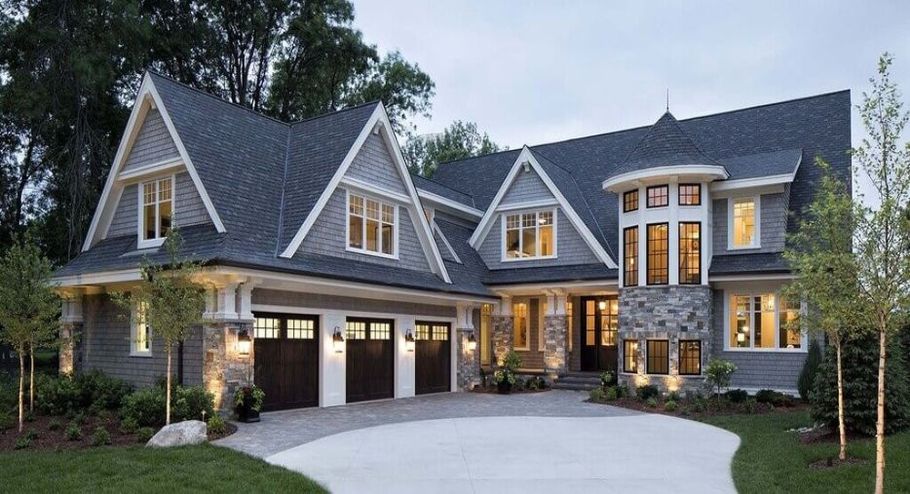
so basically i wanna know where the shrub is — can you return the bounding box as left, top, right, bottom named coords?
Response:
left=600, top=371, right=615, bottom=387
left=136, top=427, right=155, bottom=443
left=798, top=339, right=823, bottom=401
left=589, top=387, right=606, bottom=402
left=121, top=388, right=165, bottom=427
left=755, top=389, right=794, bottom=407
left=36, top=371, right=132, bottom=416
left=72, top=412, right=87, bottom=425
left=172, top=385, right=215, bottom=422
left=637, top=385, right=659, bottom=401
left=0, top=409, right=12, bottom=432
left=96, top=409, right=114, bottom=423
left=207, top=414, right=226, bottom=435
left=501, top=351, right=522, bottom=372
left=14, top=436, right=31, bottom=450
left=646, top=397, right=658, bottom=408
left=667, top=391, right=681, bottom=402
left=724, top=389, right=749, bottom=403
left=664, top=400, right=678, bottom=412
left=122, top=384, right=215, bottom=426
left=24, top=410, right=35, bottom=422
left=120, top=416, right=139, bottom=435
left=92, top=426, right=112, bottom=447
left=615, top=384, right=630, bottom=398
left=604, top=386, right=618, bottom=401
left=526, top=378, right=539, bottom=390
left=25, top=429, right=38, bottom=441
left=690, top=397, right=707, bottom=414
left=76, top=370, right=132, bottom=411
left=705, top=359, right=737, bottom=396
left=65, top=423, right=82, bottom=441
left=48, top=418, right=62, bottom=431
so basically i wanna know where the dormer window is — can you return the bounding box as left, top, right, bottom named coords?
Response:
left=646, top=185, right=669, bottom=208
left=730, top=196, right=759, bottom=249
left=139, top=176, right=173, bottom=248
left=347, top=191, right=397, bottom=257
left=503, top=210, right=556, bottom=260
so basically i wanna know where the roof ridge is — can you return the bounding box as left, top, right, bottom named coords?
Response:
left=289, top=100, right=381, bottom=126
left=273, top=127, right=293, bottom=256
left=412, top=173, right=476, bottom=199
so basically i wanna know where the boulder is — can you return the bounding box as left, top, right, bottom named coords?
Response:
left=146, top=420, right=207, bottom=448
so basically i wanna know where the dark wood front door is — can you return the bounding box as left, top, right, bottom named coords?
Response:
left=415, top=321, right=451, bottom=395
left=253, top=313, right=320, bottom=411
left=346, top=318, right=395, bottom=403
left=580, top=297, right=618, bottom=373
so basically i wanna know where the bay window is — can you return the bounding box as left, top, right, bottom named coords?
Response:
left=503, top=210, right=555, bottom=260
left=140, top=176, right=173, bottom=247
left=729, top=292, right=804, bottom=350
left=678, top=222, right=701, bottom=284
left=624, top=227, right=639, bottom=286
left=347, top=191, right=396, bottom=257
left=646, top=223, right=669, bottom=285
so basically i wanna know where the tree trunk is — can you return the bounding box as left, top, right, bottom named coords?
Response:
left=18, top=352, right=24, bottom=433
left=166, top=345, right=172, bottom=426
left=836, top=342, right=846, bottom=461
left=29, top=343, right=35, bottom=412
left=874, top=327, right=887, bottom=494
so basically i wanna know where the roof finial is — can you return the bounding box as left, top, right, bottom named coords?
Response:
left=666, top=88, right=670, bottom=113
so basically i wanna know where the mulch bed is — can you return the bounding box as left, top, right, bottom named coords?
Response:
left=808, top=456, right=868, bottom=470
left=592, top=396, right=807, bottom=418
left=797, top=426, right=866, bottom=445
left=471, top=385, right=550, bottom=394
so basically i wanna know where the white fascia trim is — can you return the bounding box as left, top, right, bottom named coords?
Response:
left=340, top=176, right=411, bottom=204
left=490, top=279, right=619, bottom=295
left=469, top=146, right=617, bottom=269
left=416, top=189, right=483, bottom=218
left=494, top=198, right=559, bottom=212
left=433, top=222, right=463, bottom=264
left=116, top=157, right=184, bottom=182
left=279, top=104, right=451, bottom=284
left=708, top=273, right=794, bottom=282
left=602, top=165, right=729, bottom=192
left=52, top=268, right=143, bottom=287
left=710, top=172, right=797, bottom=192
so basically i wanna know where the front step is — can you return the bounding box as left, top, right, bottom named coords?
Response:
left=552, top=373, right=602, bottom=391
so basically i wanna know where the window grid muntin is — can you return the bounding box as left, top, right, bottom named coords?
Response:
left=622, top=339, right=638, bottom=373
left=646, top=339, right=670, bottom=375
left=678, top=222, right=701, bottom=285
left=779, top=297, right=802, bottom=349
left=347, top=191, right=395, bottom=256
left=503, top=209, right=555, bottom=260
left=132, top=302, right=151, bottom=354
left=678, top=184, right=701, bottom=206
left=371, top=321, right=391, bottom=340
left=480, top=304, right=492, bottom=365
left=646, top=223, right=669, bottom=285
left=729, top=292, right=797, bottom=350
left=513, top=302, right=529, bottom=349
left=432, top=324, right=449, bottom=341
left=732, top=197, right=757, bottom=247
left=623, top=226, right=639, bottom=286
left=345, top=320, right=366, bottom=340
left=646, top=185, right=669, bottom=208
left=254, top=317, right=281, bottom=339
left=141, top=177, right=174, bottom=242
left=415, top=323, right=431, bottom=341
left=679, top=340, right=702, bottom=375
left=286, top=318, right=315, bottom=340
left=623, top=190, right=639, bottom=212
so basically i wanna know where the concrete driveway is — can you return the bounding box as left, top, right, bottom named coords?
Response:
left=217, top=391, right=739, bottom=494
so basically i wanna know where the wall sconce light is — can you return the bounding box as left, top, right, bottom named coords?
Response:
left=236, top=330, right=252, bottom=356
left=467, top=332, right=477, bottom=351
left=332, top=326, right=345, bottom=353
left=598, top=300, right=607, bottom=311
left=405, top=330, right=415, bottom=352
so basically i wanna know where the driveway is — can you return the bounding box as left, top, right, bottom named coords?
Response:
left=216, top=391, right=739, bottom=494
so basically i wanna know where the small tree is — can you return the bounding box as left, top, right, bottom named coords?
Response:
left=784, top=159, right=863, bottom=461
left=0, top=237, right=59, bottom=432
left=113, top=230, right=206, bottom=425
left=704, top=358, right=737, bottom=398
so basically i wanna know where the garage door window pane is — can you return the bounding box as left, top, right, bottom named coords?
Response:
left=371, top=322, right=391, bottom=340
left=432, top=324, right=449, bottom=341
left=287, top=319, right=315, bottom=339
left=416, top=323, right=430, bottom=340
left=346, top=321, right=366, bottom=340
left=254, top=318, right=280, bottom=339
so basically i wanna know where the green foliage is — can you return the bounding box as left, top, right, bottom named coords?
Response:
left=123, top=384, right=216, bottom=427
left=72, top=412, right=86, bottom=425
left=207, top=414, right=226, bottom=435
left=234, top=385, right=266, bottom=413
left=604, top=386, right=618, bottom=401
left=65, top=422, right=82, bottom=441
left=705, top=358, right=737, bottom=395
left=24, top=428, right=38, bottom=441
left=24, top=410, right=34, bottom=422
left=755, top=389, right=795, bottom=407
left=811, top=333, right=910, bottom=435
left=403, top=121, right=501, bottom=177
left=48, top=418, right=61, bottom=431
left=136, top=427, right=155, bottom=444
left=36, top=370, right=132, bottom=416
left=599, top=371, right=615, bottom=387
left=501, top=351, right=522, bottom=372
left=636, top=384, right=659, bottom=401
left=91, top=426, right=112, bottom=447
left=119, top=416, right=139, bottom=435
left=667, top=391, right=681, bottom=402
left=645, top=397, right=658, bottom=408
left=724, top=389, right=749, bottom=404
left=664, top=400, right=678, bottom=412
left=0, top=409, right=13, bottom=431
left=589, top=387, right=605, bottom=402
left=14, top=435, right=31, bottom=450
left=798, top=340, right=823, bottom=401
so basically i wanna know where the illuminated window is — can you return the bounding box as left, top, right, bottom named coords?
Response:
left=646, top=223, right=669, bottom=285
left=729, top=293, right=778, bottom=349
left=646, top=185, right=669, bottom=208
left=480, top=304, right=492, bottom=365
left=679, top=222, right=701, bottom=284
left=254, top=317, right=280, bottom=339
left=513, top=302, right=529, bottom=350
left=732, top=197, right=757, bottom=248
left=286, top=318, right=315, bottom=340
left=347, top=192, right=396, bottom=256
left=566, top=300, right=573, bottom=352
left=415, top=322, right=430, bottom=340
left=646, top=340, right=669, bottom=374
left=432, top=324, right=449, bottom=341
left=779, top=297, right=802, bottom=349
left=678, top=184, right=701, bottom=206
left=140, top=176, right=173, bottom=247
left=624, top=227, right=639, bottom=286
left=679, top=340, right=702, bottom=375
left=345, top=320, right=366, bottom=340
left=623, top=340, right=638, bottom=373
left=131, top=302, right=151, bottom=356
left=504, top=210, right=555, bottom=259
left=623, top=190, right=639, bottom=212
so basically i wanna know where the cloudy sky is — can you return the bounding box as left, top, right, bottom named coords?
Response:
left=352, top=1, right=910, bottom=151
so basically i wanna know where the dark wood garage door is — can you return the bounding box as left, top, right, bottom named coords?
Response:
left=346, top=318, right=394, bottom=403
left=253, top=314, right=319, bottom=411
left=415, top=321, right=451, bottom=395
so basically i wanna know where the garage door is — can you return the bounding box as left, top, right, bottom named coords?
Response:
left=346, top=318, right=394, bottom=403
left=415, top=321, right=451, bottom=395
left=253, top=314, right=319, bottom=411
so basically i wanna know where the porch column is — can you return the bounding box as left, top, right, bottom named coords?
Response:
left=202, top=281, right=255, bottom=412
left=455, top=303, right=479, bottom=390
left=59, top=291, right=84, bottom=376
left=491, top=295, right=513, bottom=366
left=543, top=291, right=568, bottom=377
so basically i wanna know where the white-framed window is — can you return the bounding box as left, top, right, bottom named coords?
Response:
left=138, top=176, right=174, bottom=248
left=346, top=190, right=397, bottom=258
left=513, top=301, right=529, bottom=350
left=502, top=209, right=556, bottom=260
left=130, top=302, right=151, bottom=357
left=539, top=299, right=547, bottom=352
left=726, top=291, right=805, bottom=351
left=729, top=196, right=760, bottom=249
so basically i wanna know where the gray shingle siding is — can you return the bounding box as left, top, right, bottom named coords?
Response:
left=108, top=184, right=137, bottom=238
left=299, top=187, right=431, bottom=272
left=513, top=297, right=544, bottom=369
left=78, top=294, right=202, bottom=388
left=106, top=172, right=210, bottom=239
left=122, top=108, right=180, bottom=173
left=712, top=192, right=786, bottom=256
left=500, top=169, right=550, bottom=205
left=252, top=289, right=455, bottom=318
left=479, top=209, right=600, bottom=269
left=711, top=289, right=806, bottom=391
left=344, top=132, right=407, bottom=195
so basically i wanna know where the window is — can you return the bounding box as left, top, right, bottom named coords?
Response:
left=679, top=340, right=702, bottom=375
left=539, top=300, right=547, bottom=351
left=678, top=184, right=701, bottom=206
left=504, top=210, right=555, bottom=260
left=646, top=340, right=669, bottom=374
left=140, top=176, right=173, bottom=247
left=254, top=317, right=280, bottom=339
left=679, top=222, right=701, bottom=284
left=432, top=323, right=449, bottom=341
left=416, top=322, right=447, bottom=341
left=646, top=185, right=669, bottom=208
left=513, top=302, right=529, bottom=350
left=346, top=318, right=393, bottom=341
left=731, top=197, right=758, bottom=248
left=623, top=340, right=638, bottom=373
left=131, top=302, right=151, bottom=356
left=566, top=300, right=573, bottom=352
left=646, top=223, right=669, bottom=285
left=623, top=190, right=639, bottom=212
left=347, top=192, right=396, bottom=257
left=286, top=318, right=315, bottom=340
left=779, top=297, right=802, bottom=349
left=345, top=320, right=366, bottom=340
left=480, top=304, right=492, bottom=365
left=415, top=322, right=430, bottom=340
left=624, top=227, right=639, bottom=286
left=729, top=293, right=783, bottom=349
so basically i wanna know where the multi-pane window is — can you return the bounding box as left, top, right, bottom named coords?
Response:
left=566, top=300, right=573, bottom=352
left=729, top=293, right=780, bottom=349
left=480, top=304, right=492, bottom=365
left=345, top=320, right=366, bottom=340
left=646, top=223, right=669, bottom=285
left=432, top=324, right=448, bottom=341
left=371, top=321, right=391, bottom=340
left=348, top=192, right=396, bottom=256
left=504, top=210, right=555, bottom=259
left=416, top=322, right=449, bottom=341
left=646, top=340, right=669, bottom=374
left=624, top=227, right=639, bottom=286
left=131, top=302, right=151, bottom=355
left=646, top=185, right=669, bottom=208
left=623, top=190, right=639, bottom=212
left=678, top=184, right=701, bottom=206
left=601, top=298, right=618, bottom=346
left=623, top=340, right=638, bottom=373
left=513, top=302, right=529, bottom=350
left=778, top=297, right=802, bottom=349
left=679, top=340, right=702, bottom=375
left=141, top=177, right=173, bottom=245
left=287, top=319, right=315, bottom=340
left=679, top=222, right=701, bottom=284
left=415, top=323, right=430, bottom=340
left=346, top=318, right=392, bottom=341
left=254, top=317, right=280, bottom=339
left=732, top=197, right=757, bottom=248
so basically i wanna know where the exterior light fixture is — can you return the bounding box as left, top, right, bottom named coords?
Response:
left=405, top=330, right=415, bottom=352
left=332, top=326, right=345, bottom=353
left=467, top=332, right=477, bottom=351
left=598, top=300, right=607, bottom=311
left=737, top=333, right=746, bottom=343
left=236, top=330, right=252, bottom=356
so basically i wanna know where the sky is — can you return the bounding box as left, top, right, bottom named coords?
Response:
left=352, top=0, right=910, bottom=155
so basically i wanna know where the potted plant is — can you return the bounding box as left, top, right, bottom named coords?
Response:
left=234, top=384, right=265, bottom=423
left=600, top=370, right=615, bottom=388
left=493, top=351, right=522, bottom=394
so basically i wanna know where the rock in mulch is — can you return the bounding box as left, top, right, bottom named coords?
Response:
left=146, top=420, right=207, bottom=448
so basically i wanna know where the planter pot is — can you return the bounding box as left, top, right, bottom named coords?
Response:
left=236, top=406, right=261, bottom=423
left=497, top=381, right=512, bottom=394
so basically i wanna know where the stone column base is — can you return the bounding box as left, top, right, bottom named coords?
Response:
left=456, top=328, right=479, bottom=390
left=203, top=322, right=254, bottom=412
left=543, top=315, right=568, bottom=377
left=491, top=316, right=513, bottom=366
left=59, top=323, right=80, bottom=376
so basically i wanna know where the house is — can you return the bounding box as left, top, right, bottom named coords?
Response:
left=53, top=72, right=851, bottom=410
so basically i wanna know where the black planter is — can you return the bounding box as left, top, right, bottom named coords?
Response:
left=235, top=395, right=262, bottom=423
left=497, top=381, right=512, bottom=394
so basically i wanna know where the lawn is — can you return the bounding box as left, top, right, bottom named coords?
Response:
left=0, top=443, right=326, bottom=493
left=703, top=410, right=910, bottom=494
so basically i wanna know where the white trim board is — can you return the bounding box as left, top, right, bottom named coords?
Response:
left=468, top=146, right=617, bottom=269
left=433, top=222, right=463, bottom=264
left=416, top=189, right=483, bottom=218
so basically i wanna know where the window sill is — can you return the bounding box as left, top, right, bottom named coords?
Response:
left=501, top=255, right=557, bottom=263
left=723, top=347, right=807, bottom=354
left=345, top=246, right=398, bottom=260
left=137, top=238, right=166, bottom=250
left=726, top=244, right=761, bottom=251
left=129, top=351, right=153, bottom=358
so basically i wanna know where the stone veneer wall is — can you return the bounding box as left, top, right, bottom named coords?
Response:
left=491, top=316, right=513, bottom=366
left=203, top=322, right=254, bottom=411
left=618, top=286, right=713, bottom=393
left=456, top=328, right=479, bottom=389
left=543, top=315, right=568, bottom=376
left=59, top=323, right=79, bottom=375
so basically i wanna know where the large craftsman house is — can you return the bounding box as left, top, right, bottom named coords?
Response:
left=54, top=72, right=850, bottom=411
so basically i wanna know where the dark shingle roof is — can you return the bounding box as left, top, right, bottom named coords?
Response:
left=484, top=264, right=617, bottom=285
left=709, top=252, right=790, bottom=276
left=614, top=111, right=719, bottom=174
left=410, top=174, right=476, bottom=208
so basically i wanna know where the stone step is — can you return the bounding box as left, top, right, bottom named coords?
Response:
left=551, top=382, right=601, bottom=391
left=556, top=376, right=602, bottom=386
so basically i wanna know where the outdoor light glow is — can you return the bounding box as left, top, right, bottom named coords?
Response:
left=405, top=330, right=415, bottom=352
left=598, top=300, right=607, bottom=311
left=467, top=332, right=477, bottom=351
left=737, top=333, right=746, bottom=343
left=332, top=326, right=345, bottom=353
left=236, top=330, right=251, bottom=356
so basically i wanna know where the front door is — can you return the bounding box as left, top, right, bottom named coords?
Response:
left=580, top=297, right=618, bottom=373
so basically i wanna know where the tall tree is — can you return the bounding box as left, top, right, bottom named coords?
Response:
left=403, top=120, right=502, bottom=177
left=852, top=53, right=910, bottom=494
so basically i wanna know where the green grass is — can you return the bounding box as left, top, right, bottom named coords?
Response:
left=703, top=410, right=910, bottom=493
left=0, top=443, right=326, bottom=493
